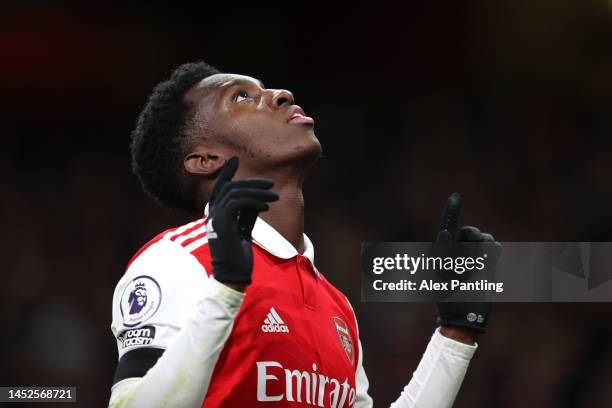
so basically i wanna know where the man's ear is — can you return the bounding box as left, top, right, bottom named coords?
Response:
left=184, top=148, right=224, bottom=176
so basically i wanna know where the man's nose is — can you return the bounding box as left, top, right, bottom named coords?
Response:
left=270, top=89, right=294, bottom=108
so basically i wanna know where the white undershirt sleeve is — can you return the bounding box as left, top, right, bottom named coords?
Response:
left=389, top=328, right=477, bottom=408
left=354, top=325, right=476, bottom=408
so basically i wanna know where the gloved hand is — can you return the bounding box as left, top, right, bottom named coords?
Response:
left=206, top=157, right=278, bottom=285
left=435, top=192, right=500, bottom=333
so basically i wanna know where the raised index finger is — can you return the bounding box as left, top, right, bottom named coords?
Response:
left=209, top=156, right=239, bottom=206
left=437, top=192, right=461, bottom=242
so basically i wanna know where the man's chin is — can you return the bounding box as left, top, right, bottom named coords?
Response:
left=292, top=135, right=322, bottom=166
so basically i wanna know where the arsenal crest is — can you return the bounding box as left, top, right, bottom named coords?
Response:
left=332, top=316, right=354, bottom=366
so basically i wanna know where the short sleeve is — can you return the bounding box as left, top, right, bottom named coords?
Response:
left=111, top=239, right=209, bottom=359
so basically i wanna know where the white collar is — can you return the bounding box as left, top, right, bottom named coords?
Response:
left=204, top=203, right=315, bottom=264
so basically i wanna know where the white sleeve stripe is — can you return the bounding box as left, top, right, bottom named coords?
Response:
left=184, top=236, right=209, bottom=253
left=162, top=219, right=205, bottom=240
left=173, top=225, right=207, bottom=245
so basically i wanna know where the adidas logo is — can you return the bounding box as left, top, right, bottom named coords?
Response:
left=261, top=307, right=289, bottom=333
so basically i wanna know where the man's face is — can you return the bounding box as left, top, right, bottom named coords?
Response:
left=186, top=73, right=321, bottom=173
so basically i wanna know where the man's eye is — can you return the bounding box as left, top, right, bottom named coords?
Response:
left=235, top=91, right=250, bottom=103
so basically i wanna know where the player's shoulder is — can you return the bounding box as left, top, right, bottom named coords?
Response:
left=112, top=216, right=211, bottom=317
left=111, top=216, right=212, bottom=343
left=126, top=216, right=210, bottom=270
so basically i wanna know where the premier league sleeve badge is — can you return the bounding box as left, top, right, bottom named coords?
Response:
left=120, top=275, right=162, bottom=328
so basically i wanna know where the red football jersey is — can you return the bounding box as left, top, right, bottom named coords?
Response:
left=111, top=213, right=477, bottom=408
left=118, top=214, right=360, bottom=407
left=195, top=242, right=359, bottom=407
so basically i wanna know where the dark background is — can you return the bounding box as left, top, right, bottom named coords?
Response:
left=2, top=1, right=612, bottom=407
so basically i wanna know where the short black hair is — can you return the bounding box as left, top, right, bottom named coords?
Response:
left=130, top=61, right=220, bottom=212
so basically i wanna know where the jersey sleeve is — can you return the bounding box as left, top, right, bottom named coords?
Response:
left=111, top=239, right=208, bottom=361
left=108, top=238, right=246, bottom=408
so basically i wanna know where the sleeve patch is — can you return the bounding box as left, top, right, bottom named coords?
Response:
left=120, top=275, right=162, bottom=328
left=118, top=326, right=156, bottom=350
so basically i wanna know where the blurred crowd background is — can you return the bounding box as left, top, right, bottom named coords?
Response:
left=2, top=1, right=612, bottom=407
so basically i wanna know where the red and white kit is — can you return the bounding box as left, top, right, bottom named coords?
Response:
left=109, top=209, right=477, bottom=408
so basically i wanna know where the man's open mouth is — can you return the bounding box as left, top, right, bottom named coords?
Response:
left=288, top=106, right=315, bottom=125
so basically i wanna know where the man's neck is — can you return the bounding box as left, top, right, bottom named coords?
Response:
left=259, top=179, right=305, bottom=253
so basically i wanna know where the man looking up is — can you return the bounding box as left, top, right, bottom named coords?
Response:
left=109, top=61, right=495, bottom=407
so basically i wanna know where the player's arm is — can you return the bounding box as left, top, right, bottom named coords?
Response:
left=108, top=157, right=277, bottom=408
left=354, top=329, right=477, bottom=408
left=355, top=193, right=498, bottom=408
left=109, top=263, right=245, bottom=408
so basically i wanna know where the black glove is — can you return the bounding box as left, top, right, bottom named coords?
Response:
left=435, top=192, right=500, bottom=333
left=206, top=157, right=278, bottom=284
